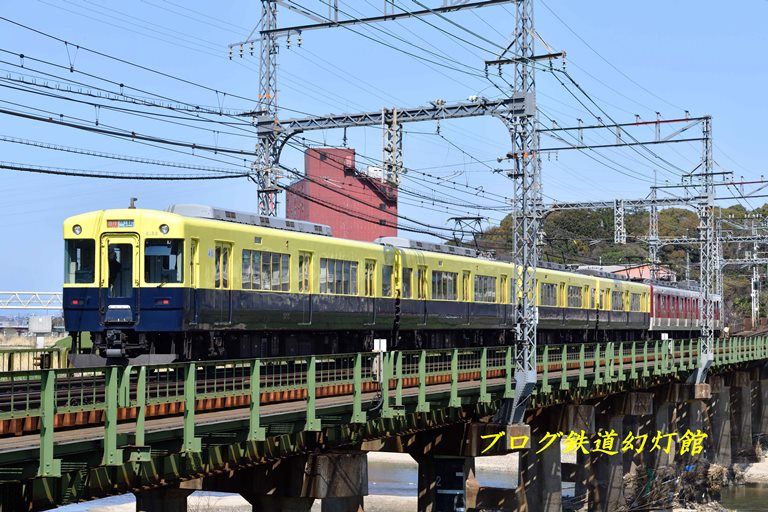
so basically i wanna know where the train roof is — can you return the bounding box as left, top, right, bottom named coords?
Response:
left=167, top=204, right=333, bottom=236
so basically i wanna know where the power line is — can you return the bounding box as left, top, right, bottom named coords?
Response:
left=0, top=135, right=247, bottom=174
left=0, top=15, right=285, bottom=107
left=0, top=161, right=248, bottom=180
left=0, top=103, right=257, bottom=157
left=539, top=0, right=686, bottom=113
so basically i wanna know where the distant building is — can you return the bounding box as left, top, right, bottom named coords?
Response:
left=285, top=148, right=398, bottom=242
left=577, top=263, right=677, bottom=282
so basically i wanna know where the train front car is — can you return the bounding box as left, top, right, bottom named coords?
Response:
left=63, top=209, right=187, bottom=367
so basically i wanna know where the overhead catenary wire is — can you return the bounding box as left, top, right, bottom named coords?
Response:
left=0, top=161, right=248, bottom=180
left=0, top=135, right=248, bottom=174
left=0, top=103, right=257, bottom=157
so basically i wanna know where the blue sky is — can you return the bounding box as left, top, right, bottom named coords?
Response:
left=1, top=0, right=766, bottom=292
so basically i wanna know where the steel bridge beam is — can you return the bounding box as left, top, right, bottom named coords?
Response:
left=254, top=95, right=532, bottom=136
left=0, top=292, right=62, bottom=310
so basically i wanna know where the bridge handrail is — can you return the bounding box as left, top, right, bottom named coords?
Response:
left=0, top=336, right=763, bottom=477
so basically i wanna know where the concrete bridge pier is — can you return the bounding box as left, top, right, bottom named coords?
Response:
left=407, top=424, right=481, bottom=512
left=133, top=452, right=368, bottom=512
left=592, top=392, right=654, bottom=512
left=555, top=405, right=596, bottom=512
left=242, top=452, right=367, bottom=512
left=753, top=375, right=768, bottom=453
left=134, top=487, right=195, bottom=512
left=518, top=408, right=565, bottom=512
left=707, top=376, right=732, bottom=466
left=731, top=371, right=755, bottom=461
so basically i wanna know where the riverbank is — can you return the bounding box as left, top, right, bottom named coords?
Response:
left=733, top=461, right=768, bottom=484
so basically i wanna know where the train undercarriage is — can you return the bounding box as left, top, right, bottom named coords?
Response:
left=68, top=326, right=699, bottom=367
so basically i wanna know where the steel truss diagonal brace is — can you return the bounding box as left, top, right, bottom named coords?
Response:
left=255, top=95, right=533, bottom=138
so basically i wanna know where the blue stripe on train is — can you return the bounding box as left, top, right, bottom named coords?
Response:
left=63, top=287, right=185, bottom=332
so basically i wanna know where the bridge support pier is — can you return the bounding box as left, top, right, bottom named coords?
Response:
left=519, top=408, right=564, bottom=512
left=731, top=371, right=754, bottom=461
left=754, top=378, right=768, bottom=441
left=408, top=427, right=477, bottom=512
left=187, top=452, right=367, bottom=512
left=707, top=376, right=732, bottom=466
left=593, top=413, right=625, bottom=512
left=590, top=393, right=652, bottom=512
left=134, top=487, right=195, bottom=512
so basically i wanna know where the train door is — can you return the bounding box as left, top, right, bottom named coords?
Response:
left=100, top=234, right=139, bottom=325
left=190, top=238, right=200, bottom=324
left=500, top=274, right=509, bottom=325
left=417, top=265, right=428, bottom=325
left=462, top=270, right=471, bottom=324
left=298, top=251, right=313, bottom=324
left=364, top=259, right=376, bottom=325
left=214, top=242, right=232, bottom=324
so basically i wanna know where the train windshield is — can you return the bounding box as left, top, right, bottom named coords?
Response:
left=144, top=239, right=184, bottom=284
left=64, top=239, right=95, bottom=284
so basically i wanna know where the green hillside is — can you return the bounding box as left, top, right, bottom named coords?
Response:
left=478, top=204, right=765, bottom=323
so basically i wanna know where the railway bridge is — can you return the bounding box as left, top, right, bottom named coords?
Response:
left=0, top=337, right=766, bottom=511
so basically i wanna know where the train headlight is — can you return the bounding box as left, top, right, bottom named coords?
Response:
left=159, top=224, right=170, bottom=234
left=72, top=224, right=82, bottom=235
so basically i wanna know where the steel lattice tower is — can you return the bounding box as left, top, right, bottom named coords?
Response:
left=695, top=116, right=715, bottom=383
left=255, top=0, right=280, bottom=216
left=506, top=0, right=540, bottom=424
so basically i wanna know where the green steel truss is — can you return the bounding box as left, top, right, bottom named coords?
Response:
left=0, top=336, right=765, bottom=509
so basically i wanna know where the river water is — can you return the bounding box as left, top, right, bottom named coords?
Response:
left=369, top=459, right=765, bottom=511
left=53, top=458, right=766, bottom=510
left=720, top=484, right=768, bottom=511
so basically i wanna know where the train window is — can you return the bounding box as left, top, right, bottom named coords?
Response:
left=319, top=258, right=358, bottom=295
left=402, top=267, right=413, bottom=299
left=567, top=286, right=582, bottom=308
left=432, top=271, right=458, bottom=300
left=108, top=244, right=134, bottom=298
left=215, top=244, right=230, bottom=289
left=382, top=265, right=393, bottom=297
left=64, top=239, right=95, bottom=284
left=364, top=260, right=376, bottom=297
left=540, top=283, right=557, bottom=306
left=474, top=275, right=497, bottom=303
left=462, top=271, right=471, bottom=301
left=417, top=266, right=427, bottom=299
left=144, top=239, right=183, bottom=284
left=298, top=253, right=312, bottom=293
left=630, top=293, right=642, bottom=312
left=215, top=246, right=221, bottom=288
left=243, top=250, right=289, bottom=291
left=611, top=291, right=624, bottom=311
left=242, top=251, right=252, bottom=290
left=500, top=275, right=509, bottom=303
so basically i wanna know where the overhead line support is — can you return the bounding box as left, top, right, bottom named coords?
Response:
left=229, top=0, right=517, bottom=39
left=488, top=0, right=545, bottom=426
left=232, top=0, right=524, bottom=215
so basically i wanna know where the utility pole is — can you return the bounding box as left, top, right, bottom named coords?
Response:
left=232, top=0, right=520, bottom=215
left=508, top=0, right=540, bottom=425
left=752, top=219, right=761, bottom=327
left=486, top=0, right=562, bottom=425
left=614, top=199, right=627, bottom=244
left=255, top=0, right=279, bottom=216
left=695, top=116, right=715, bottom=383
left=382, top=108, right=403, bottom=185
left=649, top=172, right=660, bottom=280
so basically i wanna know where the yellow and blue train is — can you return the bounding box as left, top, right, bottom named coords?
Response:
left=62, top=204, right=722, bottom=365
